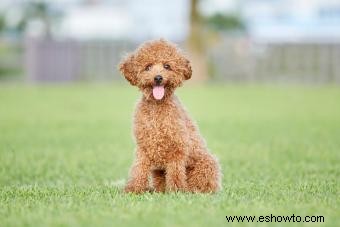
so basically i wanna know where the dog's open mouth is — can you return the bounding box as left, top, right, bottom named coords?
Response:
left=152, top=85, right=165, bottom=100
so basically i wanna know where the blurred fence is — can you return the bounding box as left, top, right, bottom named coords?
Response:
left=25, top=38, right=135, bottom=82
left=24, top=38, right=340, bottom=83
left=209, top=38, right=340, bottom=83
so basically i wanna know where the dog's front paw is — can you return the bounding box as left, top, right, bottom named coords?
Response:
left=166, top=180, right=188, bottom=192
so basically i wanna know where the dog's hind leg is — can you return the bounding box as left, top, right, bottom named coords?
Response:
left=151, top=169, right=166, bottom=192
left=186, top=153, right=222, bottom=193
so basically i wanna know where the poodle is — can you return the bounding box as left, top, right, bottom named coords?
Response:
left=119, top=39, right=221, bottom=193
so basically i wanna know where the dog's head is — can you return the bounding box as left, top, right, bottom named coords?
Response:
left=119, top=39, right=192, bottom=101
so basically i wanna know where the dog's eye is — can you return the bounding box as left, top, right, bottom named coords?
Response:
left=145, top=64, right=152, bottom=71
left=163, top=64, right=171, bottom=70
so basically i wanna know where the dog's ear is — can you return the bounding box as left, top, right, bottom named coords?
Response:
left=182, top=58, right=192, bottom=80
left=119, top=53, right=138, bottom=86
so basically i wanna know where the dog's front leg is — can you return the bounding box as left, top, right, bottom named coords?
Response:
left=124, top=157, right=150, bottom=194
left=165, top=160, right=187, bottom=192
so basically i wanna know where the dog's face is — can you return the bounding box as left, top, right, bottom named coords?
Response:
left=119, top=39, right=192, bottom=101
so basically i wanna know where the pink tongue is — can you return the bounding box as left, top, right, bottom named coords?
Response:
left=152, top=86, right=165, bottom=100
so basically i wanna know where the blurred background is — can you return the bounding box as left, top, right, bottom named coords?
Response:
left=1, top=0, right=340, bottom=84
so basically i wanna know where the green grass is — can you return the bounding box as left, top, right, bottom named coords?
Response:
left=0, top=84, right=339, bottom=227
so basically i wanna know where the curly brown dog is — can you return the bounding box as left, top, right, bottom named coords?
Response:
left=119, top=39, right=221, bottom=193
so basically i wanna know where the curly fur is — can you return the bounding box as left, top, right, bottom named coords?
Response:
left=119, top=39, right=222, bottom=193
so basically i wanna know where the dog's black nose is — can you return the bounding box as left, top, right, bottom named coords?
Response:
left=154, top=75, right=163, bottom=84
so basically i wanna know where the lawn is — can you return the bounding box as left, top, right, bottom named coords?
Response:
left=0, top=84, right=339, bottom=227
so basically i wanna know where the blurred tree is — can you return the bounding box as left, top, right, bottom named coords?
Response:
left=186, top=0, right=247, bottom=82
left=188, top=0, right=204, bottom=52
left=0, top=14, right=5, bottom=33
left=205, top=13, right=245, bottom=31
left=13, top=1, right=62, bottom=38
left=25, top=1, right=52, bottom=37
left=187, top=0, right=208, bottom=82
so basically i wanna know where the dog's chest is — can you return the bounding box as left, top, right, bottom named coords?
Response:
left=134, top=103, right=183, bottom=142
left=133, top=100, right=187, bottom=163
